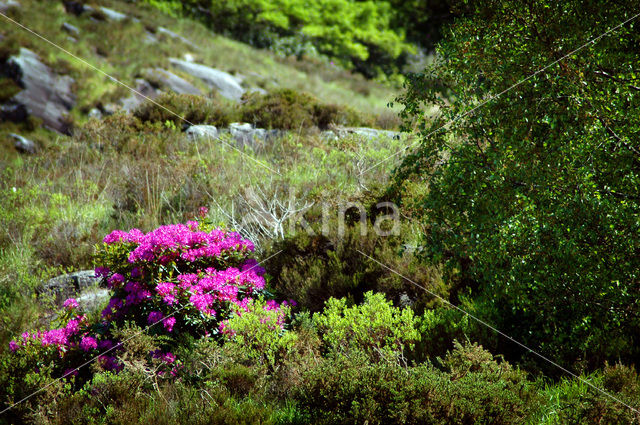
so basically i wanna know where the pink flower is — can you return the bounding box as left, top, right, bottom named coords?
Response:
left=9, top=341, right=18, bottom=352
left=156, top=282, right=175, bottom=297
left=199, top=207, right=208, bottom=218
left=164, top=317, right=176, bottom=332
left=63, top=298, right=79, bottom=310
left=42, top=329, right=68, bottom=346
left=65, top=319, right=80, bottom=335
left=80, top=336, right=97, bottom=352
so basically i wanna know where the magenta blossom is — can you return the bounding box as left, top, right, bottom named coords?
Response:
left=164, top=317, right=176, bottom=332
left=80, top=336, right=97, bottom=352
left=63, top=298, right=79, bottom=310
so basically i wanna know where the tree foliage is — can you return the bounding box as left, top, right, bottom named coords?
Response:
left=393, top=0, right=640, bottom=369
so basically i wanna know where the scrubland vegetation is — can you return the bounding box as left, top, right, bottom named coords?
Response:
left=1, top=0, right=640, bottom=423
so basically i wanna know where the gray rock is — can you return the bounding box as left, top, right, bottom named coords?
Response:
left=62, top=22, right=80, bottom=36
left=144, top=31, right=158, bottom=44
left=40, top=270, right=104, bottom=307
left=186, top=125, right=218, bottom=140
left=3, top=48, right=75, bottom=134
left=99, top=6, right=127, bottom=21
left=142, top=68, right=201, bottom=96
left=169, top=58, right=244, bottom=101
left=9, top=132, right=36, bottom=154
left=119, top=78, right=159, bottom=113
left=324, top=126, right=401, bottom=141
left=0, top=0, right=20, bottom=12
left=76, top=287, right=110, bottom=313
left=227, top=122, right=284, bottom=148
left=88, top=107, right=102, bottom=119
left=157, top=27, right=200, bottom=50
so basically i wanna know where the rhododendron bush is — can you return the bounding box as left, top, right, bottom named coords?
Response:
left=7, top=217, right=291, bottom=384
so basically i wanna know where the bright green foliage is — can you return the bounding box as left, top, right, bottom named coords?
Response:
left=393, top=0, right=640, bottom=368
left=145, top=0, right=415, bottom=77
left=313, top=292, right=420, bottom=359
left=222, top=298, right=298, bottom=369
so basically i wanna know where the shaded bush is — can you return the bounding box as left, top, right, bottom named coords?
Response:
left=296, top=342, right=538, bottom=424
left=264, top=225, right=445, bottom=313
left=240, top=89, right=361, bottom=130
left=541, top=364, right=640, bottom=424
left=134, top=92, right=237, bottom=128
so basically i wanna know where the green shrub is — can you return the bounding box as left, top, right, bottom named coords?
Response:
left=134, top=92, right=237, bottom=128
left=393, top=0, right=640, bottom=368
left=221, top=298, right=298, bottom=369
left=240, top=88, right=360, bottom=130
left=297, top=344, right=538, bottom=424
left=313, top=292, right=419, bottom=360
left=540, top=364, right=640, bottom=424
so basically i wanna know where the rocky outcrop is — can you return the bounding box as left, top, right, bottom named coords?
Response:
left=119, top=78, right=159, bottom=113
left=228, top=122, right=284, bottom=148
left=322, top=126, right=401, bottom=141
left=9, top=132, right=36, bottom=154
left=169, top=58, right=244, bottom=101
left=2, top=48, right=75, bottom=134
left=142, top=68, right=201, bottom=96
left=39, top=270, right=105, bottom=307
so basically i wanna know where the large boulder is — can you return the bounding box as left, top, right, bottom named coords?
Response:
left=2, top=48, right=75, bottom=133
left=169, top=58, right=244, bottom=101
left=142, top=68, right=201, bottom=96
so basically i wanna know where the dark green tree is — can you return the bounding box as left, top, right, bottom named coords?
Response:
left=393, top=0, right=640, bottom=371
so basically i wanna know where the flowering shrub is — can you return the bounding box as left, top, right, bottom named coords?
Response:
left=7, top=217, right=289, bottom=385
